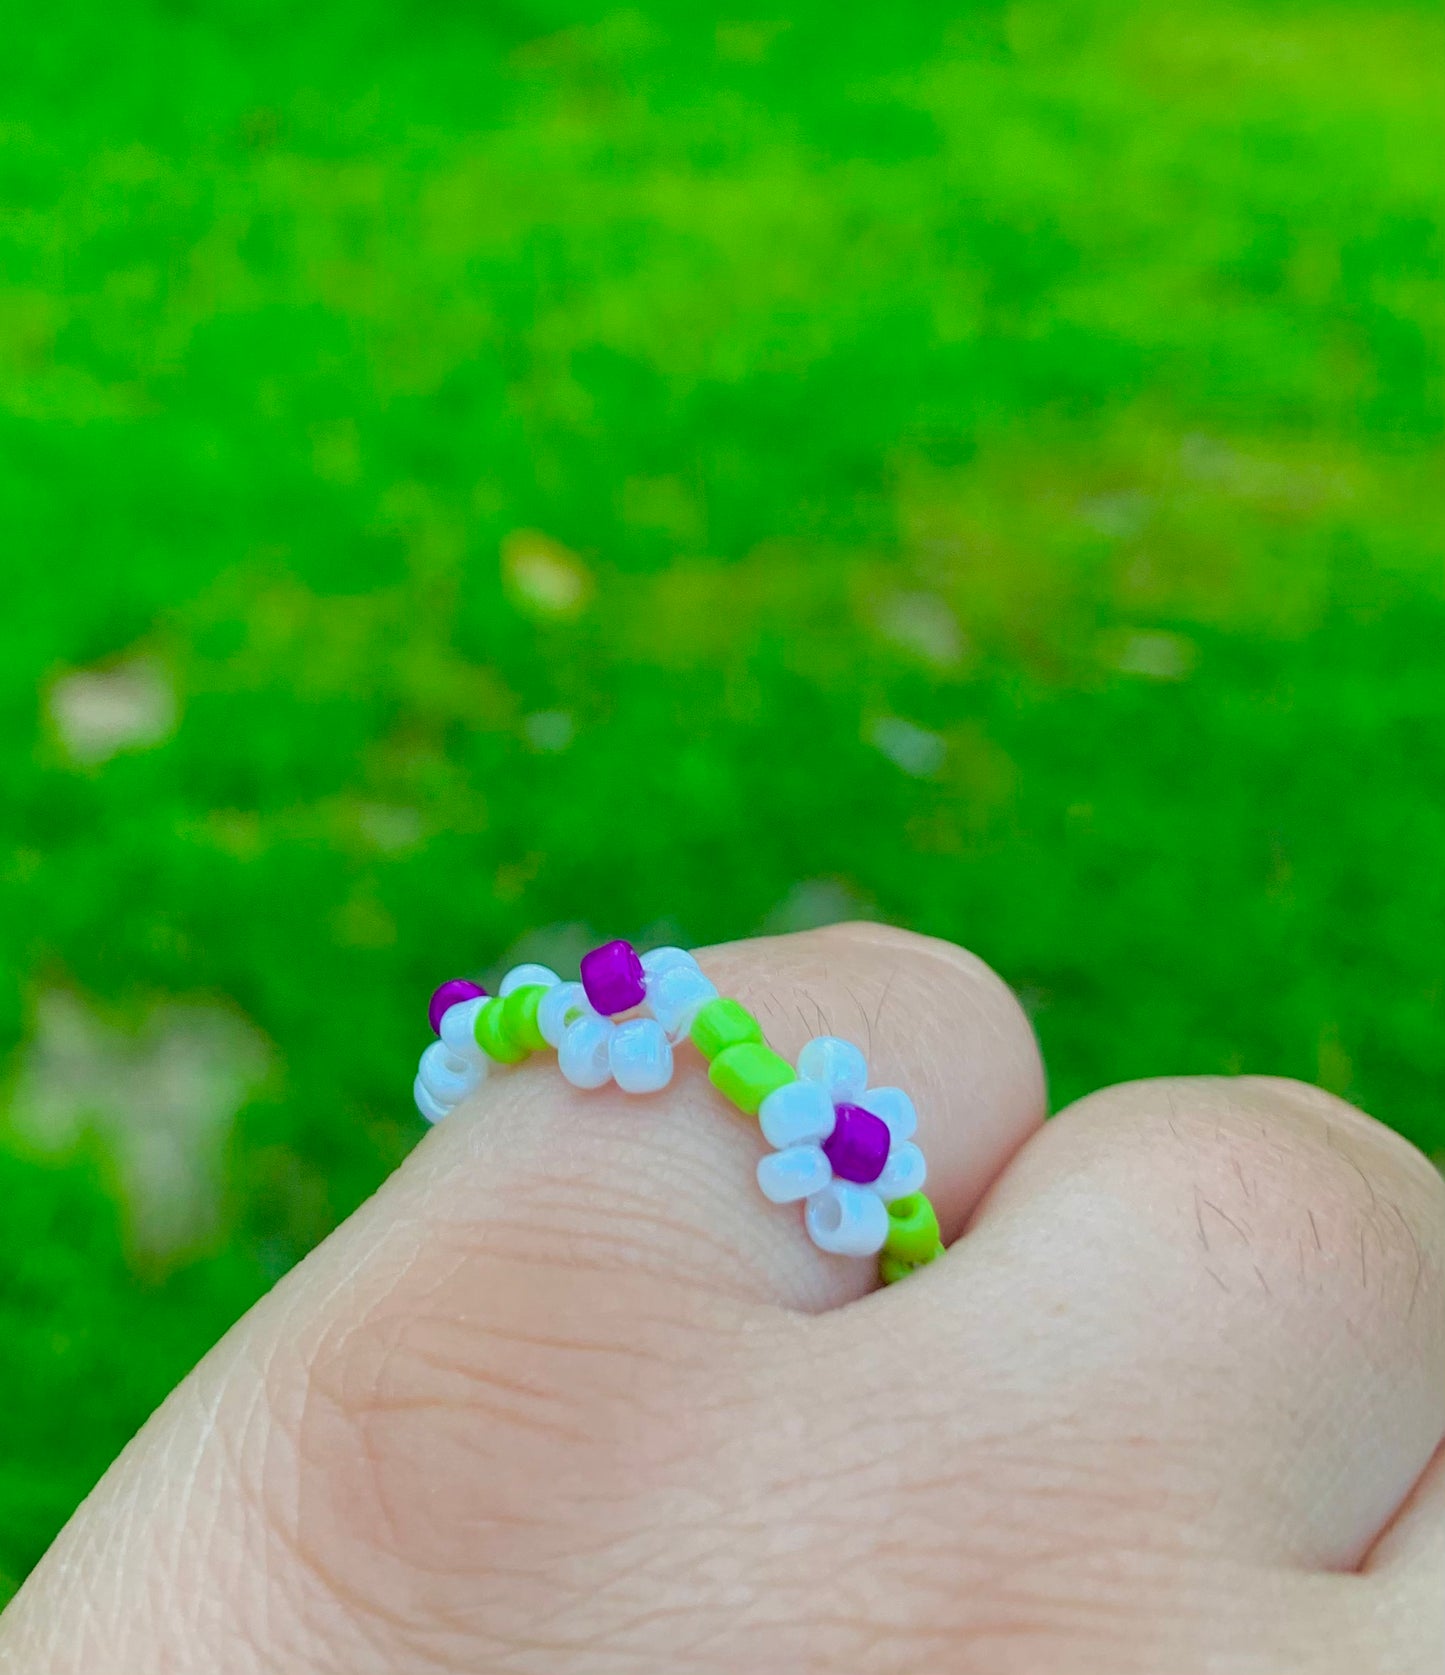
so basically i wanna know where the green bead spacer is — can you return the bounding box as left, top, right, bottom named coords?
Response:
left=690, top=996, right=763, bottom=1061
left=879, top=1239, right=944, bottom=1287
left=502, top=985, right=549, bottom=1053
left=708, top=1042, right=796, bottom=1117
left=474, top=997, right=529, bottom=1064
left=884, top=1193, right=942, bottom=1265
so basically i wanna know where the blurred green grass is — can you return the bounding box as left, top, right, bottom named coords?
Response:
left=3, top=0, right=1445, bottom=1595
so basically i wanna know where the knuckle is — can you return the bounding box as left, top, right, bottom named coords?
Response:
left=819, top=920, right=1041, bottom=1050
left=1238, top=1074, right=1445, bottom=1197
left=709, top=920, right=1043, bottom=1094
left=1069, top=1075, right=1445, bottom=1319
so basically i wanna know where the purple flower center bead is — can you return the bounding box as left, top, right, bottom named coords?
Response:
left=428, top=978, right=488, bottom=1035
left=580, top=938, right=646, bottom=1017
left=822, top=1103, right=891, bottom=1185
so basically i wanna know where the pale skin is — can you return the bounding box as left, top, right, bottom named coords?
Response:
left=2, top=924, right=1443, bottom=1674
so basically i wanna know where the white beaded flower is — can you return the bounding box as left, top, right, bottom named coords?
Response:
left=538, top=944, right=710, bottom=1095
left=755, top=1035, right=926, bottom=1257
left=416, top=944, right=713, bottom=1119
left=414, top=991, right=491, bottom=1124
left=414, top=964, right=569, bottom=1123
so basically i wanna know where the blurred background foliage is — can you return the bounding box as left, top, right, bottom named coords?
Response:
left=2, top=0, right=1445, bottom=1596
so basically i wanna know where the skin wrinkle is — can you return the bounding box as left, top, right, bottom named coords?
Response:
left=448, top=1173, right=776, bottom=1310
left=263, top=1463, right=438, bottom=1668
left=294, top=1286, right=733, bottom=1628
left=428, top=1096, right=818, bottom=1305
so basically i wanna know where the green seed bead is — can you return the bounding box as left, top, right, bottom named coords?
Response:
left=884, top=1193, right=942, bottom=1265
left=708, top=1042, right=795, bottom=1116
left=475, top=997, right=529, bottom=1064
left=502, top=985, right=549, bottom=1053
left=690, top=996, right=763, bottom=1061
left=879, top=1239, right=944, bottom=1287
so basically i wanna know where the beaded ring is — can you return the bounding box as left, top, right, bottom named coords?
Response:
left=413, top=940, right=945, bottom=1285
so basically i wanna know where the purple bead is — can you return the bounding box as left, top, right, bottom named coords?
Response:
left=822, top=1103, right=891, bottom=1185
left=428, top=978, right=487, bottom=1035
left=580, top=938, right=646, bottom=1017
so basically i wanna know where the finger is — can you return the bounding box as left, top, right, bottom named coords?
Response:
left=416, top=920, right=1046, bottom=1312
left=1365, top=1440, right=1445, bottom=1574
left=913, top=1075, right=1445, bottom=1571
left=0, top=924, right=1046, bottom=1674
left=1361, top=1442, right=1445, bottom=1668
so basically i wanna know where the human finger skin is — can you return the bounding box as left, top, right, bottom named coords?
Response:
left=905, top=1074, right=1445, bottom=1573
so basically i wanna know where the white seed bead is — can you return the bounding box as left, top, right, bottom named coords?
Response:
left=413, top=1074, right=450, bottom=1124
left=858, top=1086, right=917, bottom=1143
left=538, top=981, right=589, bottom=1048
left=759, top=1079, right=837, bottom=1148
left=438, top=996, right=487, bottom=1056
left=647, top=963, right=718, bottom=1040
left=499, top=962, right=562, bottom=997
left=757, top=1143, right=832, bottom=1204
left=804, top=1180, right=890, bottom=1257
left=559, top=1013, right=615, bottom=1088
left=419, top=1040, right=483, bottom=1103
left=797, top=1035, right=868, bottom=1102
left=608, top=1017, right=674, bottom=1093
left=640, top=945, right=698, bottom=981
left=873, top=1140, right=927, bottom=1202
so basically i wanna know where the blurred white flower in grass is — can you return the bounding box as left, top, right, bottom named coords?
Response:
left=49, top=658, right=175, bottom=764
left=868, top=715, right=946, bottom=777
left=524, top=710, right=574, bottom=752
left=1112, top=630, right=1196, bottom=682
left=502, top=529, right=592, bottom=620
left=878, top=592, right=967, bottom=670
left=356, top=803, right=423, bottom=852
left=11, top=991, right=270, bottom=1256
left=1078, top=491, right=1151, bottom=538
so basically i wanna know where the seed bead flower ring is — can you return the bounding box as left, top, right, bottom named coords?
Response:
left=413, top=939, right=945, bottom=1286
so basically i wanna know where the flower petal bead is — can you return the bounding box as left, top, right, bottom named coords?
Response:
left=419, top=1040, right=483, bottom=1103
left=609, top=1018, right=674, bottom=1093
left=537, top=981, right=589, bottom=1048
left=858, top=1086, right=917, bottom=1143
left=757, top=1144, right=832, bottom=1204
left=414, top=1074, right=450, bottom=1125
left=499, top=963, right=562, bottom=997
left=640, top=945, right=698, bottom=981
left=873, top=1140, right=927, bottom=1202
left=559, top=1014, right=616, bottom=1089
left=580, top=939, right=646, bottom=1016
left=797, top=1035, right=868, bottom=1102
left=438, top=996, right=488, bottom=1057
left=428, top=978, right=487, bottom=1035
left=647, top=963, right=718, bottom=1040
left=805, top=1181, right=890, bottom=1257
left=759, top=1079, right=836, bottom=1149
